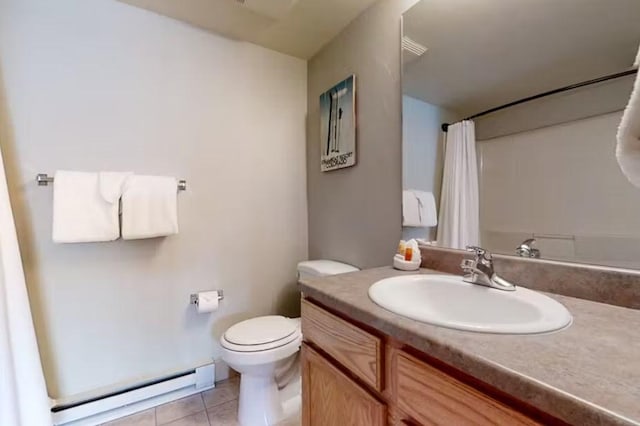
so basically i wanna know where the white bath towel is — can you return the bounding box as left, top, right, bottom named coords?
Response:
left=402, top=190, right=438, bottom=228
left=52, top=171, right=120, bottom=243
left=121, top=175, right=179, bottom=240
left=98, top=171, right=132, bottom=203
left=616, top=44, right=640, bottom=187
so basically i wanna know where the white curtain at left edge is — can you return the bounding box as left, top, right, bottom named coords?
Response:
left=0, top=144, right=51, bottom=424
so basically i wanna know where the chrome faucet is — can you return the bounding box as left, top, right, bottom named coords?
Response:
left=460, top=246, right=516, bottom=291
left=516, top=238, right=541, bottom=258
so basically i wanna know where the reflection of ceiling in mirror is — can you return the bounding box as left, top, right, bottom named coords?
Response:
left=402, top=0, right=640, bottom=117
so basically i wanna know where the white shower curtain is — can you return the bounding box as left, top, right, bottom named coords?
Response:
left=437, top=120, right=480, bottom=249
left=0, top=147, right=51, bottom=425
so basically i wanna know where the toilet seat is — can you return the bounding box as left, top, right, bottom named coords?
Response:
left=221, top=333, right=301, bottom=367
left=221, top=316, right=301, bottom=353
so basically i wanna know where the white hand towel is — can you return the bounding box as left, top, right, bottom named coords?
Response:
left=402, top=190, right=438, bottom=227
left=121, top=175, right=179, bottom=240
left=402, top=190, right=421, bottom=227
left=616, top=44, right=640, bottom=187
left=52, top=171, right=120, bottom=243
left=99, top=171, right=132, bottom=203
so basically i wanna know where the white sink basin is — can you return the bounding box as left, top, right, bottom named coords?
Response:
left=368, top=274, right=572, bottom=334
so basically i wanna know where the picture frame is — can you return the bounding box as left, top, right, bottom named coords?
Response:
left=319, top=75, right=356, bottom=172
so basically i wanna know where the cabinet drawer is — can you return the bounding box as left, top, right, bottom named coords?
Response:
left=301, top=299, right=382, bottom=391
left=394, top=350, right=540, bottom=426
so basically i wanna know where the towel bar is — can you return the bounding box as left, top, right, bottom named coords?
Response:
left=36, top=173, right=187, bottom=191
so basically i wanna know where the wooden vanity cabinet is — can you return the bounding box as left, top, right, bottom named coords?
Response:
left=301, top=298, right=548, bottom=426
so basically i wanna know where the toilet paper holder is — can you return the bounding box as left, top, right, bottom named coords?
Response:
left=190, top=290, right=224, bottom=305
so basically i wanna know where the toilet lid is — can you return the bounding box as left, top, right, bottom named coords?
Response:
left=224, top=315, right=298, bottom=346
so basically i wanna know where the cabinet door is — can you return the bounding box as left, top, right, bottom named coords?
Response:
left=302, top=343, right=387, bottom=426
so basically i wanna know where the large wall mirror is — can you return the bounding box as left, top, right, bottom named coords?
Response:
left=402, top=0, right=640, bottom=269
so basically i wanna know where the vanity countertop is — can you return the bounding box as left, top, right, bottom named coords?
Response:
left=299, top=267, right=640, bottom=426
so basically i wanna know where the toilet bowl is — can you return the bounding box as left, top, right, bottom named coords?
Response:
left=221, top=315, right=302, bottom=426
left=221, top=260, right=359, bottom=425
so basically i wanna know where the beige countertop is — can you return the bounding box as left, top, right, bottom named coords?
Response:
left=299, top=267, right=640, bottom=426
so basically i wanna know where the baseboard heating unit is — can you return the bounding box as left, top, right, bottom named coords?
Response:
left=51, top=363, right=215, bottom=426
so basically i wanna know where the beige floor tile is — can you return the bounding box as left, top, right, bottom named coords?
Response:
left=102, top=408, right=156, bottom=426
left=156, top=394, right=205, bottom=425
left=207, top=400, right=239, bottom=426
left=202, top=378, right=240, bottom=408
left=163, top=410, right=209, bottom=426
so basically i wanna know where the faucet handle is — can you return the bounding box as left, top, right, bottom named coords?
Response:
left=519, top=238, right=536, bottom=247
left=466, top=246, right=491, bottom=260
left=466, top=245, right=484, bottom=254
left=516, top=238, right=541, bottom=258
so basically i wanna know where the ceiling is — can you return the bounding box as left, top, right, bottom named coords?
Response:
left=118, top=0, right=379, bottom=59
left=402, top=0, right=640, bottom=117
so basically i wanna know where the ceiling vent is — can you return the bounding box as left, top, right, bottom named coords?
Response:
left=402, top=36, right=428, bottom=56
left=235, top=0, right=300, bottom=20
left=402, top=36, right=428, bottom=66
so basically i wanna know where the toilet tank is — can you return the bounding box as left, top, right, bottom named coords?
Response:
left=297, top=260, right=359, bottom=281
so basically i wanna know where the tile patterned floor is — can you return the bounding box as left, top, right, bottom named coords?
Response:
left=102, top=377, right=300, bottom=426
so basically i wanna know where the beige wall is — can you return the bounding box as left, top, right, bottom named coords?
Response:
left=479, top=111, right=640, bottom=269
left=0, top=0, right=307, bottom=398
left=306, top=0, right=416, bottom=269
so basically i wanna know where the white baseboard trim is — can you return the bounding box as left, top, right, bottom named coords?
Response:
left=52, top=363, right=215, bottom=426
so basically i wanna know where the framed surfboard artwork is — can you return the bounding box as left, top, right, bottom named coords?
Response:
left=319, top=75, right=356, bottom=172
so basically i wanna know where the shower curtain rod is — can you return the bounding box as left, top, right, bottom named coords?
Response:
left=441, top=68, right=638, bottom=132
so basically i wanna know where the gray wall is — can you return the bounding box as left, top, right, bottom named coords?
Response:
left=306, top=0, right=409, bottom=269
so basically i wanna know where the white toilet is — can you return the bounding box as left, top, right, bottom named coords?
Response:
left=220, top=260, right=359, bottom=426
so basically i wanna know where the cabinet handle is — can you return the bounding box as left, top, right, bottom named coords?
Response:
left=402, top=420, right=421, bottom=426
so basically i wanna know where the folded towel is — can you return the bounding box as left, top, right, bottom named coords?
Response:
left=121, top=175, right=179, bottom=240
left=402, top=190, right=421, bottom=227
left=402, top=190, right=438, bottom=227
left=616, top=44, right=640, bottom=187
left=99, top=172, right=132, bottom=203
left=52, top=171, right=120, bottom=243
